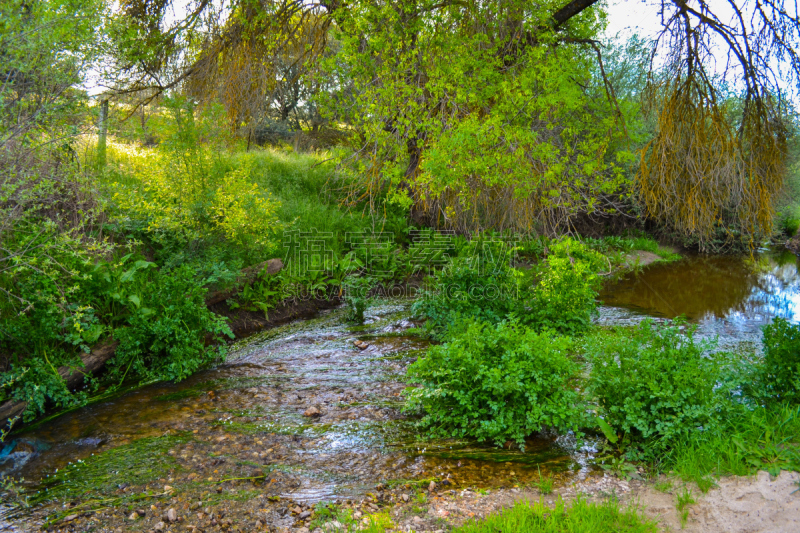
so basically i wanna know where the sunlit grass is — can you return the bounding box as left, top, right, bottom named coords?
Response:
left=453, top=497, right=658, bottom=533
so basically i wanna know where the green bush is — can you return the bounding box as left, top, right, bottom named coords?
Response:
left=411, top=255, right=522, bottom=337
left=527, top=238, right=603, bottom=334
left=759, top=318, right=800, bottom=404
left=405, top=318, right=582, bottom=449
left=587, top=320, right=725, bottom=455
left=112, top=265, right=233, bottom=382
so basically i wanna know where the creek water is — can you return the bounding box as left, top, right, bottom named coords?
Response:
left=2, top=249, right=799, bottom=524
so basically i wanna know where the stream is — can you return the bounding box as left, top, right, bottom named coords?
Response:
left=1, top=249, right=799, bottom=529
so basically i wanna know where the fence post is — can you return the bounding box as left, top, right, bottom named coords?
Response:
left=97, top=98, right=109, bottom=168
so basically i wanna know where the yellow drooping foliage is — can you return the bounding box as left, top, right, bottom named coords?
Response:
left=638, top=78, right=787, bottom=250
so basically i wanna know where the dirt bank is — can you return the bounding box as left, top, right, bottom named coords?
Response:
left=376, top=470, right=800, bottom=533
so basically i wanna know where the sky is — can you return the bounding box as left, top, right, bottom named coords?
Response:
left=602, top=0, right=799, bottom=101
left=603, top=0, right=665, bottom=39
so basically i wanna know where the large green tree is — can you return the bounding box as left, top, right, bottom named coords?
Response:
left=326, top=0, right=632, bottom=234
left=103, top=0, right=800, bottom=243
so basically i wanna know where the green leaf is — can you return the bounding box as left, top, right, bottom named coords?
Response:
left=596, top=417, right=618, bottom=444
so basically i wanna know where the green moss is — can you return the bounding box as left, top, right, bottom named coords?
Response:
left=30, top=433, right=191, bottom=506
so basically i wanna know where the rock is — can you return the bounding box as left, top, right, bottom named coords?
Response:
left=303, top=406, right=322, bottom=417
left=62, top=514, right=78, bottom=522
left=299, top=511, right=311, bottom=519
left=166, top=508, right=177, bottom=522
left=322, top=521, right=343, bottom=531
left=428, top=480, right=436, bottom=492
left=292, top=505, right=303, bottom=514
left=296, top=528, right=310, bottom=533
left=153, top=521, right=166, bottom=531
left=352, top=511, right=362, bottom=519
left=164, top=485, right=173, bottom=492
left=412, top=516, right=425, bottom=525
left=128, top=512, right=139, bottom=520
left=401, top=493, right=409, bottom=502
left=264, top=258, right=283, bottom=275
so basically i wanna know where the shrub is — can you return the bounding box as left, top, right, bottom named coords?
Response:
left=405, top=318, right=582, bottom=449
left=759, top=318, right=800, bottom=403
left=112, top=266, right=233, bottom=383
left=106, top=99, right=283, bottom=263
left=527, top=238, right=603, bottom=334
left=411, top=255, right=522, bottom=337
left=587, top=320, right=725, bottom=455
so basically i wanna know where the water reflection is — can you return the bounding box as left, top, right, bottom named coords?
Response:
left=598, top=248, right=800, bottom=344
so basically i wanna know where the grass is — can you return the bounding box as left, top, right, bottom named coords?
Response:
left=627, top=236, right=681, bottom=262
left=533, top=467, right=554, bottom=494
left=663, top=402, right=800, bottom=491
left=308, top=504, right=394, bottom=533
left=242, top=149, right=383, bottom=254
left=675, top=487, right=695, bottom=528
left=582, top=234, right=681, bottom=263
left=453, top=497, right=658, bottom=533
left=654, top=479, right=673, bottom=493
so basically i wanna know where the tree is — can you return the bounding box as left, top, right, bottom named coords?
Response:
left=100, top=0, right=800, bottom=245
left=328, top=0, right=633, bottom=234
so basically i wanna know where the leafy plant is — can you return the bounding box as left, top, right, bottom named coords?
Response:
left=112, top=265, right=233, bottom=383
left=758, top=318, right=800, bottom=404
left=587, top=320, right=725, bottom=456
left=239, top=267, right=284, bottom=318
left=405, top=318, right=582, bottom=449
left=527, top=238, right=604, bottom=334
left=411, top=253, right=522, bottom=338
left=343, top=276, right=375, bottom=323
left=107, top=98, right=283, bottom=260
left=598, top=454, right=641, bottom=481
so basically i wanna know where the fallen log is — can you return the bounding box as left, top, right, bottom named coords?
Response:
left=0, top=341, right=118, bottom=427
left=0, top=257, right=293, bottom=430
left=204, top=258, right=283, bottom=306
